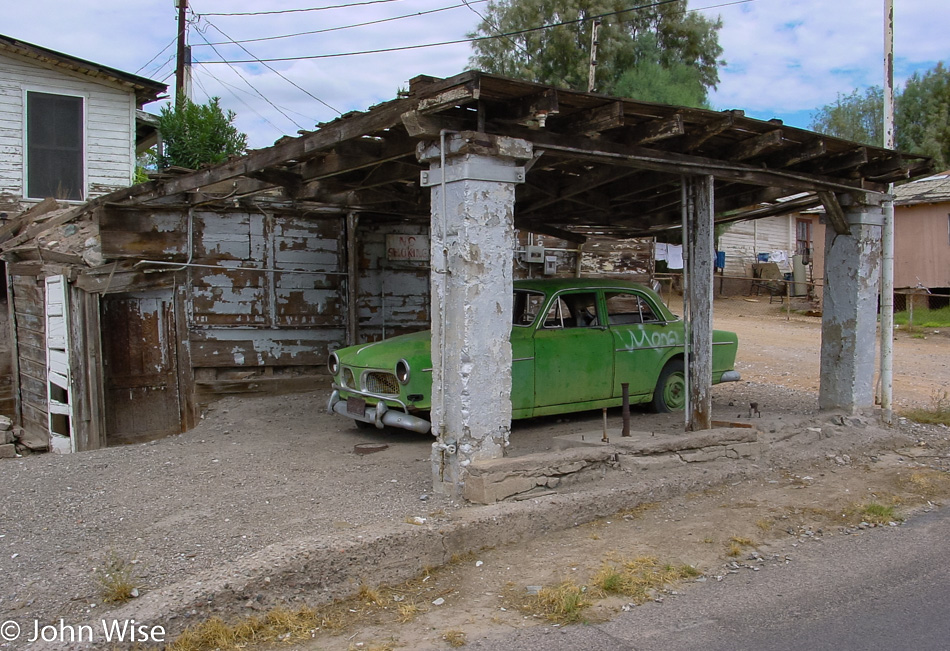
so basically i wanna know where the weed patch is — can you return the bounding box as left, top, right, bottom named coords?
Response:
left=95, top=550, right=139, bottom=604
left=902, top=391, right=950, bottom=426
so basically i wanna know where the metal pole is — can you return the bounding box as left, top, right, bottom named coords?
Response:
left=881, top=0, right=895, bottom=424
left=621, top=383, right=631, bottom=437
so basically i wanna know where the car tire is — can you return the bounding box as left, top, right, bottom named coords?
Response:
left=652, top=359, right=686, bottom=413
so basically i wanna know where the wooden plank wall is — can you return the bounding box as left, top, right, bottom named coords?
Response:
left=185, top=209, right=348, bottom=380
left=356, top=222, right=430, bottom=342
left=9, top=273, right=47, bottom=440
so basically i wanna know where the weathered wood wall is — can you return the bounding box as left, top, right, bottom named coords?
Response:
left=356, top=221, right=430, bottom=342
left=7, top=270, right=46, bottom=441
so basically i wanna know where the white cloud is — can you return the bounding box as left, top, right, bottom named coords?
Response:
left=4, top=0, right=948, bottom=145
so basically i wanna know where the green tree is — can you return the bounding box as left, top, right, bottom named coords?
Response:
left=809, top=62, right=950, bottom=170
left=468, top=0, right=723, bottom=106
left=157, top=97, right=247, bottom=170
left=808, top=87, right=883, bottom=146
left=897, top=62, right=950, bottom=170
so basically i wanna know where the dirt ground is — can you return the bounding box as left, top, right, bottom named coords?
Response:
left=0, top=309, right=948, bottom=650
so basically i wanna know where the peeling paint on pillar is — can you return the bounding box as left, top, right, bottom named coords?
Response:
left=819, top=194, right=883, bottom=412
left=420, top=134, right=531, bottom=495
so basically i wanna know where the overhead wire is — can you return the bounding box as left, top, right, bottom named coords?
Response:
left=135, top=35, right=179, bottom=74
left=193, top=0, right=488, bottom=46
left=192, top=63, right=288, bottom=135
left=191, top=23, right=307, bottom=130
left=197, top=0, right=406, bottom=17
left=201, top=18, right=341, bottom=115
left=195, top=0, right=755, bottom=64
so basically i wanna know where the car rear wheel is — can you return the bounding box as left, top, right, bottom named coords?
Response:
left=652, top=359, right=686, bottom=412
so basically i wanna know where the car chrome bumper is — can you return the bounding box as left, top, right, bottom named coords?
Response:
left=327, top=389, right=431, bottom=434
left=719, top=370, right=741, bottom=383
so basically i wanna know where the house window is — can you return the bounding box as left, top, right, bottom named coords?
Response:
left=796, top=218, right=812, bottom=263
left=26, top=91, right=84, bottom=201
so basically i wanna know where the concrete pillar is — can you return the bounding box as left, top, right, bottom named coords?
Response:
left=819, top=193, right=883, bottom=412
left=684, top=175, right=715, bottom=430
left=418, top=133, right=531, bottom=495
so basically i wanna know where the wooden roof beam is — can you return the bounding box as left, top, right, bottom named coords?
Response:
left=558, top=101, right=625, bottom=135
left=805, top=147, right=869, bottom=176
left=681, top=110, right=744, bottom=151
left=295, top=134, right=416, bottom=182
left=519, top=165, right=636, bottom=215
left=624, top=114, right=685, bottom=146
left=818, top=191, right=851, bottom=234
left=514, top=220, right=587, bottom=243
left=496, top=88, right=560, bottom=127
left=764, top=138, right=826, bottom=169
left=726, top=129, right=784, bottom=161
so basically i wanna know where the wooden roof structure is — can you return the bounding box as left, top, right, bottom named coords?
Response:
left=75, top=70, right=931, bottom=242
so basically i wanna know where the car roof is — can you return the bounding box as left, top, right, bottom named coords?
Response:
left=513, top=277, right=649, bottom=292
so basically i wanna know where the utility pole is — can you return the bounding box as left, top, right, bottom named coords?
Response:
left=880, top=0, right=895, bottom=424
left=175, top=0, right=190, bottom=107
left=587, top=18, right=601, bottom=93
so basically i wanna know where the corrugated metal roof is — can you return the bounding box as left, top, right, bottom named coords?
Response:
left=894, top=172, right=950, bottom=206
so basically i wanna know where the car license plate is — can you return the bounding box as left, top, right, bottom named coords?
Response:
left=347, top=397, right=366, bottom=417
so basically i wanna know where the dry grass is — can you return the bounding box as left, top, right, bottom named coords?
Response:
left=95, top=551, right=139, bottom=604
left=532, top=581, right=592, bottom=624
left=902, top=390, right=950, bottom=426
left=591, top=555, right=700, bottom=605
left=617, top=501, right=660, bottom=519
left=443, top=629, right=467, bottom=647
left=726, top=536, right=756, bottom=557
left=898, top=469, right=950, bottom=499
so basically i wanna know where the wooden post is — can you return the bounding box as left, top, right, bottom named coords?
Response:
left=346, top=212, right=360, bottom=346
left=685, top=175, right=714, bottom=431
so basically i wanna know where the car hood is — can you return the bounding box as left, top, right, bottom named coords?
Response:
left=336, top=330, right=432, bottom=369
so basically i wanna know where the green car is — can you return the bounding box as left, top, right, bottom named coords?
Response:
left=327, top=278, right=740, bottom=433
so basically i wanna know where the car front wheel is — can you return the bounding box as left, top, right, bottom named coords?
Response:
left=652, top=359, right=686, bottom=412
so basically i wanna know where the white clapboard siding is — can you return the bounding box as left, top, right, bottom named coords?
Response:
left=0, top=50, right=135, bottom=205
left=718, top=215, right=796, bottom=276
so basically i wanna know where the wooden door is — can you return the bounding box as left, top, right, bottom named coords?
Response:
left=101, top=291, right=181, bottom=444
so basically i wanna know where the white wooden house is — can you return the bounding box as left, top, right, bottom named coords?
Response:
left=0, top=34, right=166, bottom=214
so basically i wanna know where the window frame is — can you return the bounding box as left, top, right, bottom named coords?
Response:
left=22, top=88, right=88, bottom=202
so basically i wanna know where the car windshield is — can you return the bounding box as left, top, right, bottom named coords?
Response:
left=512, top=289, right=546, bottom=326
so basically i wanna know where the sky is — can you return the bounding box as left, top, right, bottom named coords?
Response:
left=3, top=0, right=948, bottom=150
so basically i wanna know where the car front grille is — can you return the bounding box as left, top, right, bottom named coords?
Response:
left=364, top=371, right=399, bottom=396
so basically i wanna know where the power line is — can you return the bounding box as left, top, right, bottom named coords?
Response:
left=196, top=0, right=751, bottom=64
left=191, top=26, right=306, bottom=130
left=202, top=18, right=341, bottom=115
left=135, top=35, right=179, bottom=74
left=193, top=65, right=287, bottom=135
left=196, top=0, right=405, bottom=18
left=193, top=0, right=488, bottom=47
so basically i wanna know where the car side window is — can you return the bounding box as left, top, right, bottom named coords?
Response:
left=604, top=292, right=660, bottom=325
left=513, top=290, right=546, bottom=326
left=543, top=292, right=599, bottom=329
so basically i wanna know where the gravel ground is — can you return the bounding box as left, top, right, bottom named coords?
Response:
left=0, top=312, right=945, bottom=637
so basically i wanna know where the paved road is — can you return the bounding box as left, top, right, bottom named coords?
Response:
left=465, top=507, right=950, bottom=650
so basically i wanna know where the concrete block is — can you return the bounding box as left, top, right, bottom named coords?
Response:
left=0, top=416, right=11, bottom=431
left=0, top=444, right=16, bottom=459
left=463, top=474, right=537, bottom=504
left=0, top=429, right=13, bottom=445
left=679, top=446, right=728, bottom=463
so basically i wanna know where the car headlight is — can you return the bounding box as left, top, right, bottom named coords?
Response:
left=395, top=359, right=411, bottom=385
left=328, top=352, right=340, bottom=375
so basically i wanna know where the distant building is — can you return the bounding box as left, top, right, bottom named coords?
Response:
left=893, top=172, right=950, bottom=295
left=0, top=33, right=166, bottom=213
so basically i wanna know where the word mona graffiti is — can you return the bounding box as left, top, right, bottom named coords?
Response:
left=622, top=328, right=680, bottom=351
left=386, top=234, right=429, bottom=261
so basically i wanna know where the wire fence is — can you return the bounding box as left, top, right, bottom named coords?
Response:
left=894, top=289, right=950, bottom=330
left=653, top=273, right=824, bottom=323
